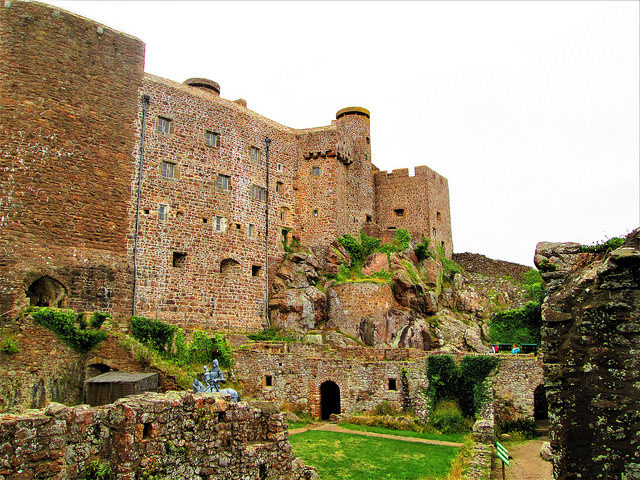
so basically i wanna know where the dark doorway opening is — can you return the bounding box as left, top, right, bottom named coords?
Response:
left=320, top=381, right=341, bottom=420
left=26, top=276, right=66, bottom=307
left=534, top=384, right=548, bottom=420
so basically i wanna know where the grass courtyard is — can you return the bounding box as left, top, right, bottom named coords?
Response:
left=288, top=429, right=460, bottom=480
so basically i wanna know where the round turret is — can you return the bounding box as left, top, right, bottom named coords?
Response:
left=184, top=78, right=220, bottom=96
left=336, top=106, right=370, bottom=120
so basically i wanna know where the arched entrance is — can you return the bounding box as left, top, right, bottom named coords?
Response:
left=320, top=381, right=341, bottom=420
left=26, top=276, right=66, bottom=307
left=534, top=384, right=548, bottom=420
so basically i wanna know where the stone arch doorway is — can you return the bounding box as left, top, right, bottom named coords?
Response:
left=26, top=276, right=67, bottom=307
left=320, top=381, right=341, bottom=420
left=534, top=384, right=548, bottom=420
left=220, top=258, right=241, bottom=275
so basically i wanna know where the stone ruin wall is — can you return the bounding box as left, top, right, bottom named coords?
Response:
left=0, top=391, right=314, bottom=480
left=535, top=229, right=640, bottom=480
left=374, top=165, right=453, bottom=258
left=234, top=342, right=543, bottom=422
left=0, top=315, right=178, bottom=414
left=0, top=0, right=144, bottom=318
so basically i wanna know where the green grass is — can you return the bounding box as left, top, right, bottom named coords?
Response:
left=288, top=420, right=313, bottom=430
left=289, top=430, right=459, bottom=480
left=338, top=423, right=465, bottom=444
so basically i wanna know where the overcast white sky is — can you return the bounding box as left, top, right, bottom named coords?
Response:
left=49, top=1, right=640, bottom=266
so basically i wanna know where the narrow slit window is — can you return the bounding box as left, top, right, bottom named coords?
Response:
left=432, top=227, right=437, bottom=236
left=388, top=378, right=397, bottom=391
left=248, top=223, right=256, bottom=238
left=436, top=211, right=442, bottom=221
left=313, top=209, right=318, bottom=217
left=158, top=204, right=167, bottom=221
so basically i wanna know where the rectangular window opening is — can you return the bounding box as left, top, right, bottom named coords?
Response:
left=252, top=265, right=262, bottom=277
left=143, top=209, right=150, bottom=215
left=388, top=378, right=397, bottom=391
left=217, top=174, right=231, bottom=191
left=432, top=227, right=437, bottom=236
left=251, top=185, right=266, bottom=202
left=172, top=252, right=187, bottom=268
left=312, top=166, right=320, bottom=176
left=276, top=181, right=283, bottom=193
left=248, top=223, right=256, bottom=238
left=436, top=211, right=442, bottom=221
left=394, top=208, right=405, bottom=217
left=161, top=161, right=176, bottom=179
left=205, top=130, right=220, bottom=147
left=214, top=216, right=225, bottom=233
left=157, top=117, right=171, bottom=134
left=313, top=209, right=318, bottom=217
left=366, top=215, right=372, bottom=223
left=265, top=375, right=273, bottom=387
left=158, top=204, right=167, bottom=221
left=202, top=218, right=207, bottom=223
left=250, top=146, right=261, bottom=162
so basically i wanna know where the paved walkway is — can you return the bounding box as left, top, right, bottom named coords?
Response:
left=288, top=422, right=463, bottom=447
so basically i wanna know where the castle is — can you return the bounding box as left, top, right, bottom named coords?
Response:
left=0, top=0, right=451, bottom=332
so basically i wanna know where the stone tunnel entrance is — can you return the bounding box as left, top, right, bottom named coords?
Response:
left=534, top=384, right=548, bottom=420
left=320, top=380, right=341, bottom=420
left=26, top=276, right=67, bottom=307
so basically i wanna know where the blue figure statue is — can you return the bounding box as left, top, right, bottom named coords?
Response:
left=192, top=360, right=240, bottom=402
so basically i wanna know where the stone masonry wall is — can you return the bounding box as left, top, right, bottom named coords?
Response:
left=0, top=0, right=143, bottom=318
left=374, top=165, right=453, bottom=258
left=535, top=229, right=640, bottom=479
left=492, top=355, right=544, bottom=423
left=0, top=391, right=314, bottom=480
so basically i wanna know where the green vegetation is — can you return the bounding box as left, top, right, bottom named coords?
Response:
left=580, top=236, right=625, bottom=254
left=288, top=419, right=313, bottom=430
left=129, top=316, right=233, bottom=368
left=414, top=236, right=434, bottom=261
left=246, top=326, right=300, bottom=343
left=497, top=418, right=538, bottom=440
left=437, top=244, right=461, bottom=277
left=488, top=301, right=542, bottom=346
left=426, top=355, right=500, bottom=419
left=339, top=423, right=466, bottom=444
left=378, top=229, right=411, bottom=254
left=0, top=336, right=19, bottom=354
left=523, top=269, right=544, bottom=303
left=289, top=429, right=459, bottom=480
left=430, top=400, right=471, bottom=434
left=80, top=460, right=113, bottom=480
left=31, top=307, right=106, bottom=353
left=90, top=312, right=111, bottom=329
left=338, top=231, right=382, bottom=265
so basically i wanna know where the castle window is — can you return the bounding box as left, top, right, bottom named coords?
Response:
left=312, top=166, right=320, bottom=176
left=280, top=207, right=288, bottom=222
left=248, top=223, right=256, bottom=238
left=252, top=265, right=262, bottom=277
left=276, top=181, right=283, bottom=193
left=394, top=208, right=404, bottom=217
left=157, top=117, right=171, bottom=134
left=366, top=215, right=372, bottom=223
left=250, top=146, right=261, bottom=162
left=441, top=241, right=445, bottom=250
left=313, top=209, right=318, bottom=217
left=161, top=161, right=175, bottom=179
left=251, top=185, right=266, bottom=202
left=265, top=375, right=273, bottom=387
left=388, top=378, right=397, bottom=391
left=202, top=218, right=207, bottom=223
left=213, top=216, right=225, bottom=233
left=433, top=227, right=436, bottom=236
left=366, top=136, right=370, bottom=144
left=143, top=209, right=150, bottom=215
left=205, top=131, right=220, bottom=147
left=158, top=204, right=167, bottom=221
left=217, top=174, right=231, bottom=191
left=437, top=211, right=442, bottom=221
left=172, top=252, right=187, bottom=268
left=276, top=163, right=284, bottom=172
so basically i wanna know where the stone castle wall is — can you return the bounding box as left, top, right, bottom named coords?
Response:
left=0, top=391, right=314, bottom=480
left=535, top=230, right=640, bottom=479
left=0, top=0, right=144, bottom=318
left=0, top=0, right=452, bottom=333
left=374, top=165, right=453, bottom=257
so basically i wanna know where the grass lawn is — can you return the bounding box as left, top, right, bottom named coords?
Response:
left=338, top=423, right=466, bottom=444
left=289, top=430, right=459, bottom=480
left=288, top=420, right=313, bottom=430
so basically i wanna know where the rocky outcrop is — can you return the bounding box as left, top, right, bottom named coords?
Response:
left=536, top=229, right=640, bottom=479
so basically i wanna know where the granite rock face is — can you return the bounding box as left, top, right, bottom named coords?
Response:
left=536, top=228, right=640, bottom=479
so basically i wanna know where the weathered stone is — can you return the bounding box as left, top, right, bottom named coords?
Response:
left=540, top=441, right=553, bottom=462
left=361, top=252, right=389, bottom=276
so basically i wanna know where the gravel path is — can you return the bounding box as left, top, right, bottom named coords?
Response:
left=492, top=438, right=553, bottom=480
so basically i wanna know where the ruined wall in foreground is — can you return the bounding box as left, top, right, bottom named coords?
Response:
left=0, top=391, right=315, bottom=480
left=0, top=0, right=143, bottom=317
left=535, top=229, right=640, bottom=479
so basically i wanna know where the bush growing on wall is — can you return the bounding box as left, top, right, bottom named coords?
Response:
left=31, top=307, right=106, bottom=352
left=426, top=354, right=500, bottom=418
left=130, top=316, right=176, bottom=353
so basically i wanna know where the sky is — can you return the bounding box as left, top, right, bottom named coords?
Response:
left=48, top=1, right=640, bottom=266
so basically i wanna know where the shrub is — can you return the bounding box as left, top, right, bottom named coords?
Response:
left=523, top=269, right=544, bottom=303
left=414, top=236, right=433, bottom=261
left=0, top=336, right=19, bottom=355
left=31, top=307, right=106, bottom=352
left=247, top=327, right=299, bottom=343
left=430, top=400, right=469, bottom=434
left=212, top=332, right=233, bottom=368
left=373, top=401, right=400, bottom=417
left=489, top=301, right=542, bottom=345
left=130, top=316, right=177, bottom=353
left=379, top=229, right=412, bottom=254
left=337, top=232, right=381, bottom=264
left=580, top=236, right=625, bottom=254
left=437, top=244, right=461, bottom=276
left=81, top=460, right=113, bottom=480
left=90, top=312, right=111, bottom=329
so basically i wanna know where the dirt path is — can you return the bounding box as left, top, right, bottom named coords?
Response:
left=492, top=438, right=553, bottom=480
left=288, top=422, right=463, bottom=447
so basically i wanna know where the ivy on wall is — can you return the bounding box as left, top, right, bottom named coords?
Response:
left=31, top=307, right=107, bottom=353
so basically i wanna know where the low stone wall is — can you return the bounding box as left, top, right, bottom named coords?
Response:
left=465, top=383, right=495, bottom=480
left=0, top=391, right=315, bottom=480
left=492, top=355, right=544, bottom=423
